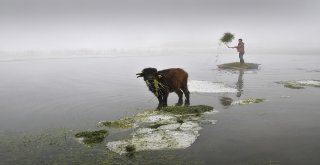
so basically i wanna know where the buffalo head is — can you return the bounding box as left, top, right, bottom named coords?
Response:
left=136, top=67, right=162, bottom=81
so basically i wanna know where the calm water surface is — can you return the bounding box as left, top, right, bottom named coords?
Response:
left=0, top=53, right=320, bottom=164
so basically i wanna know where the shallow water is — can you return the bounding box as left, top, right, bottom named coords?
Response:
left=0, top=52, right=320, bottom=164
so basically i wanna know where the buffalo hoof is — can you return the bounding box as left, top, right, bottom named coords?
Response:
left=184, top=100, right=190, bottom=106
left=157, top=104, right=167, bottom=110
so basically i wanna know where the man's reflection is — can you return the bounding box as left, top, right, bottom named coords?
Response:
left=236, top=69, right=244, bottom=97
left=219, top=69, right=245, bottom=107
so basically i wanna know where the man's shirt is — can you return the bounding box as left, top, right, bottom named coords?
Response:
left=237, top=42, right=245, bottom=53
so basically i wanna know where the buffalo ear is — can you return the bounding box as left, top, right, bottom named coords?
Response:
left=136, top=73, right=144, bottom=78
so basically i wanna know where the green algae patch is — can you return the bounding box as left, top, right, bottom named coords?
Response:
left=75, top=130, right=108, bottom=145
left=231, top=98, right=266, bottom=105
left=218, top=62, right=260, bottom=70
left=99, top=105, right=214, bottom=130
left=276, top=80, right=320, bottom=89
left=284, top=84, right=304, bottom=89
left=162, top=105, right=213, bottom=115
left=100, top=119, right=134, bottom=129
left=98, top=110, right=162, bottom=129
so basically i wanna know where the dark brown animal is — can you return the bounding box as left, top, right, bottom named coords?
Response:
left=136, top=68, right=190, bottom=109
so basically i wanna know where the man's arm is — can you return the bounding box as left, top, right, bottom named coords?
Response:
left=231, top=43, right=242, bottom=49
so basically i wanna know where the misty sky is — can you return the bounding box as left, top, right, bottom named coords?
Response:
left=0, top=0, right=319, bottom=53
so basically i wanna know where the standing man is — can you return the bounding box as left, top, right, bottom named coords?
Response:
left=229, top=39, right=245, bottom=63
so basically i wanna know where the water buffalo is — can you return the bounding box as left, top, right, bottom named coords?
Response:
left=137, top=67, right=190, bottom=109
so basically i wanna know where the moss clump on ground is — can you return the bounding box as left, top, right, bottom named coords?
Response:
left=100, top=119, right=134, bottom=129
left=75, top=130, right=108, bottom=145
left=125, top=145, right=136, bottom=153
left=176, top=117, right=184, bottom=124
left=284, top=84, right=304, bottom=89
left=219, top=98, right=266, bottom=106
left=218, top=62, right=260, bottom=70
left=125, top=145, right=136, bottom=157
left=231, top=98, right=266, bottom=105
left=162, top=105, right=213, bottom=115
left=242, top=98, right=265, bottom=104
left=276, top=80, right=320, bottom=89
left=149, top=123, right=167, bottom=129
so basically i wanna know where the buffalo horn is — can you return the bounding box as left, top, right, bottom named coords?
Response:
left=136, top=73, right=143, bottom=78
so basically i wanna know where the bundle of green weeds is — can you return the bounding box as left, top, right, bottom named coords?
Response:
left=145, top=80, right=166, bottom=97
left=220, top=32, right=235, bottom=43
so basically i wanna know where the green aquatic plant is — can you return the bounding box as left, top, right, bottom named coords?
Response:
left=99, top=110, right=165, bottom=129
left=100, top=119, right=134, bottom=129
left=220, top=32, right=235, bottom=44
left=176, top=117, right=184, bottom=124
left=149, top=123, right=167, bottom=129
left=242, top=98, right=265, bottom=104
left=276, top=80, right=320, bottom=89
left=232, top=98, right=265, bottom=105
left=284, top=84, right=304, bottom=89
left=162, top=105, right=213, bottom=115
left=98, top=106, right=214, bottom=130
left=75, top=130, right=108, bottom=145
left=125, top=144, right=136, bottom=157
left=125, top=145, right=136, bottom=153
left=218, top=62, right=260, bottom=70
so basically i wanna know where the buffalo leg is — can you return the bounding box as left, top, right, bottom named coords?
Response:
left=163, top=92, right=169, bottom=107
left=175, top=90, right=183, bottom=106
left=182, top=87, right=190, bottom=106
left=156, top=93, right=169, bottom=109
left=156, top=95, right=163, bottom=110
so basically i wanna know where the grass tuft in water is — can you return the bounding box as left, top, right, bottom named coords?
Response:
left=242, top=98, right=265, bottom=104
left=276, top=80, right=320, bottom=89
left=232, top=98, right=266, bottom=105
left=100, top=119, right=134, bottom=129
left=125, top=145, right=136, bottom=153
left=162, top=105, right=213, bottom=115
left=75, top=130, right=108, bottom=145
left=284, top=84, right=304, bottom=89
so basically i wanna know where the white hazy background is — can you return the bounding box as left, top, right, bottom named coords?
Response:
left=0, top=0, right=319, bottom=54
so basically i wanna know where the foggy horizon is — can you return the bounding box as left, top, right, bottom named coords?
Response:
left=1, top=0, right=319, bottom=53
